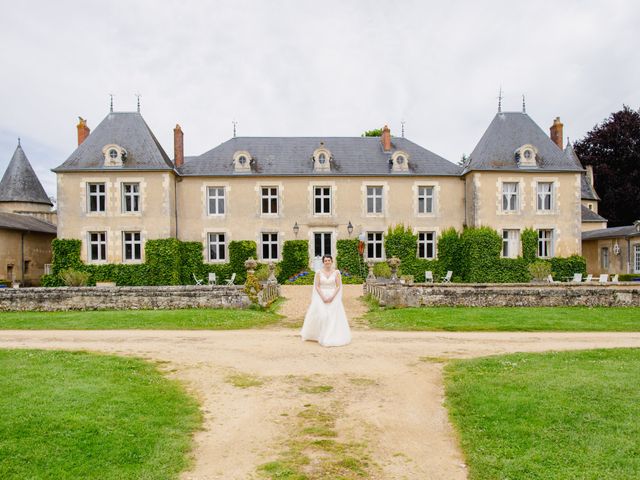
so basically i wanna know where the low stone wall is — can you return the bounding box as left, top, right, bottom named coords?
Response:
left=364, top=282, right=640, bottom=307
left=0, top=285, right=252, bottom=312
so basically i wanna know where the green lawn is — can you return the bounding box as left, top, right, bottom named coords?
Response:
left=445, top=348, right=640, bottom=479
left=0, top=308, right=281, bottom=330
left=0, top=349, right=201, bottom=479
left=366, top=306, right=640, bottom=331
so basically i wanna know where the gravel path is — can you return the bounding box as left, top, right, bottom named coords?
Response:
left=2, top=287, right=640, bottom=479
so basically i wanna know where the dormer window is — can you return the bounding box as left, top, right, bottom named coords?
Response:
left=233, top=151, right=252, bottom=172
left=391, top=151, right=409, bottom=172
left=515, top=144, right=538, bottom=168
left=102, top=144, right=127, bottom=167
left=313, top=146, right=332, bottom=172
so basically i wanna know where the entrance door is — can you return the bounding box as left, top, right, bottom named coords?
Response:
left=314, top=232, right=332, bottom=258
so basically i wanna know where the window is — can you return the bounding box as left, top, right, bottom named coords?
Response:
left=537, top=229, right=553, bottom=258
left=261, top=233, right=278, bottom=260
left=418, top=232, right=436, bottom=259
left=88, top=183, right=106, bottom=212
left=367, top=232, right=384, bottom=260
left=502, top=183, right=519, bottom=212
left=109, top=149, right=118, bottom=159
left=261, top=187, right=278, bottom=215
left=318, top=153, right=326, bottom=164
left=23, top=260, right=30, bottom=274
left=635, top=245, right=640, bottom=273
left=537, top=182, right=553, bottom=211
left=367, top=186, right=383, bottom=214
left=601, top=247, right=609, bottom=270
left=314, top=232, right=332, bottom=257
left=88, top=232, right=107, bottom=261
left=207, top=187, right=225, bottom=215
left=208, top=233, right=226, bottom=261
left=418, top=186, right=434, bottom=214
left=314, top=187, right=331, bottom=214
left=588, top=203, right=593, bottom=211
left=122, top=183, right=140, bottom=213
left=123, top=232, right=141, bottom=261
left=502, top=230, right=520, bottom=258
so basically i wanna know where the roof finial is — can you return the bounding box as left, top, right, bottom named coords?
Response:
left=232, top=120, right=238, bottom=138
left=109, top=93, right=114, bottom=113
left=497, top=87, right=503, bottom=113
left=17, top=137, right=21, bottom=147
left=522, top=94, right=526, bottom=113
left=135, top=93, right=141, bottom=113
left=401, top=120, right=406, bottom=138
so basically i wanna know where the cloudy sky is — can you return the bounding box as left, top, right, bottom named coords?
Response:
left=1, top=0, right=639, bottom=199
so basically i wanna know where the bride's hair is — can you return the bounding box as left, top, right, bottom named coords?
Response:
left=322, top=255, right=333, bottom=262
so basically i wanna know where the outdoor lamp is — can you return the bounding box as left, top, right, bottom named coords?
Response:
left=293, top=222, right=300, bottom=236
left=347, top=221, right=354, bottom=236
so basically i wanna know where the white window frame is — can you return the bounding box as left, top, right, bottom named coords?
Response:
left=261, top=187, right=279, bottom=215
left=366, top=186, right=383, bottom=214
left=88, top=231, right=107, bottom=262
left=537, top=182, right=554, bottom=211
left=502, top=229, right=520, bottom=258
left=502, top=182, right=519, bottom=212
left=207, top=232, right=227, bottom=262
left=537, top=229, right=554, bottom=258
left=207, top=186, right=226, bottom=216
left=313, top=186, right=332, bottom=215
left=261, top=232, right=279, bottom=260
left=634, top=244, right=640, bottom=273
left=417, top=231, right=436, bottom=259
left=123, top=231, right=142, bottom=262
left=313, top=232, right=332, bottom=257
left=417, top=186, right=434, bottom=214
left=121, top=182, right=140, bottom=213
left=367, top=232, right=384, bottom=260
left=88, top=183, right=106, bottom=213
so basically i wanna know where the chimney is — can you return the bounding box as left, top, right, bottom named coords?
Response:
left=585, top=165, right=594, bottom=186
left=174, top=124, right=184, bottom=168
left=77, top=117, right=90, bottom=146
left=381, top=125, right=391, bottom=152
left=550, top=117, right=563, bottom=149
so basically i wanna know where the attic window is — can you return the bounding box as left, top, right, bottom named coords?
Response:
left=313, top=146, right=332, bottom=172
left=109, top=149, right=118, bottom=159
left=102, top=144, right=127, bottom=167
left=515, top=144, right=538, bottom=168
left=391, top=151, right=409, bottom=172
left=318, top=153, right=327, bottom=164
left=233, top=151, right=252, bottom=172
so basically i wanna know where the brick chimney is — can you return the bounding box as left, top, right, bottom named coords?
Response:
left=381, top=125, right=391, bottom=152
left=77, top=117, right=90, bottom=145
left=174, top=124, right=184, bottom=168
left=550, top=117, right=563, bottom=149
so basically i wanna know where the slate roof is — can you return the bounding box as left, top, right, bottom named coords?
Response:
left=565, top=143, right=599, bottom=201
left=582, top=224, right=640, bottom=240
left=0, top=212, right=56, bottom=234
left=581, top=205, right=607, bottom=223
left=53, top=112, right=174, bottom=172
left=0, top=145, right=52, bottom=205
left=179, top=137, right=461, bottom=176
left=464, top=112, right=584, bottom=173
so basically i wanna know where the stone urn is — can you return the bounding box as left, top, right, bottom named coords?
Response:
left=366, top=261, right=376, bottom=282
left=387, top=257, right=401, bottom=283
left=267, top=262, right=278, bottom=284
left=244, top=258, right=258, bottom=275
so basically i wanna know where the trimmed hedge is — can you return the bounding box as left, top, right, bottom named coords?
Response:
left=437, top=228, right=462, bottom=281
left=278, top=240, right=309, bottom=283
left=459, top=227, right=502, bottom=283
left=521, top=228, right=538, bottom=263
left=228, top=240, right=257, bottom=284
left=336, top=239, right=365, bottom=282
left=550, top=255, right=587, bottom=280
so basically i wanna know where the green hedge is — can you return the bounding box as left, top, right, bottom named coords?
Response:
left=437, top=228, right=462, bottom=281
left=620, top=274, right=640, bottom=281
left=228, top=240, right=257, bottom=284
left=521, top=228, right=538, bottom=263
left=550, top=255, right=587, bottom=280
left=459, top=227, right=502, bottom=283
left=336, top=239, right=365, bottom=282
left=278, top=240, right=309, bottom=283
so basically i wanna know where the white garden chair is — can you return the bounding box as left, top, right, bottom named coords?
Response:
left=598, top=274, right=608, bottom=283
left=208, top=272, right=217, bottom=285
left=424, top=271, right=434, bottom=283
left=546, top=274, right=557, bottom=284
left=193, top=273, right=203, bottom=285
left=441, top=271, right=452, bottom=283
left=611, top=274, right=619, bottom=283
left=583, top=274, right=593, bottom=283
left=225, top=272, right=236, bottom=285
left=570, top=273, right=583, bottom=283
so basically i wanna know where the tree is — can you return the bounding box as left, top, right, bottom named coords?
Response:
left=574, top=106, right=640, bottom=227
left=361, top=128, right=383, bottom=137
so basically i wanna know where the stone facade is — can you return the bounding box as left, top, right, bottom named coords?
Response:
left=0, top=285, right=251, bottom=311
left=364, top=282, right=640, bottom=307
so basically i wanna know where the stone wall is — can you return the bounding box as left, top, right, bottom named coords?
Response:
left=0, top=285, right=251, bottom=312
left=364, top=282, right=640, bottom=307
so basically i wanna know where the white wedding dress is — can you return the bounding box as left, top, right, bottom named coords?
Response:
left=300, top=270, right=351, bottom=347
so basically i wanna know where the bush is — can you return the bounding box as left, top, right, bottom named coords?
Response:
left=60, top=269, right=90, bottom=286
left=528, top=261, right=551, bottom=281
left=278, top=240, right=309, bottom=283
left=145, top=239, right=182, bottom=285
left=521, top=228, right=538, bottom=263
left=550, top=255, right=587, bottom=280
left=620, top=274, right=640, bottom=281
left=50, top=239, right=83, bottom=275
left=373, top=262, right=391, bottom=279
left=336, top=239, right=365, bottom=278
left=459, top=227, right=502, bottom=283
left=437, top=228, right=462, bottom=280
left=495, top=258, right=531, bottom=283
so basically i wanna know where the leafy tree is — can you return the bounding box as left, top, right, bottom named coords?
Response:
left=361, top=128, right=383, bottom=137
left=574, top=106, right=640, bottom=227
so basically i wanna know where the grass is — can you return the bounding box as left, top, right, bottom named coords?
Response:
left=0, top=308, right=282, bottom=330
left=0, top=349, right=201, bottom=480
left=445, top=348, right=640, bottom=479
left=366, top=306, right=640, bottom=331
left=225, top=372, right=265, bottom=388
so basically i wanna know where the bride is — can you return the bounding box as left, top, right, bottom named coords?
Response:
left=300, top=255, right=351, bottom=347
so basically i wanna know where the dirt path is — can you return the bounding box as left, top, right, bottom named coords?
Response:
left=2, top=287, right=640, bottom=479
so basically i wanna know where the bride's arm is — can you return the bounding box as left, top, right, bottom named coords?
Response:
left=327, top=271, right=342, bottom=302
left=314, top=272, right=325, bottom=301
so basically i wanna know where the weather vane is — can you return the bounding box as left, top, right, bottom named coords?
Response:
left=135, top=93, right=142, bottom=113
left=522, top=94, right=526, bottom=113
left=232, top=120, right=238, bottom=138
left=497, top=87, right=503, bottom=113
left=109, top=93, right=114, bottom=113
left=401, top=120, right=406, bottom=138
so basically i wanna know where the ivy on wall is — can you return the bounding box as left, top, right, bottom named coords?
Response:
left=278, top=240, right=309, bottom=283
left=336, top=239, right=365, bottom=282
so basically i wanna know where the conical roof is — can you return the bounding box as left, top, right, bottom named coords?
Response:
left=0, top=144, right=52, bottom=205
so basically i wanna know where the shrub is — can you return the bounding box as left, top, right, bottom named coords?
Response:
left=495, top=258, right=531, bottom=283
left=550, top=255, right=587, bottom=279
left=229, top=240, right=258, bottom=284
left=459, top=227, right=502, bottom=283
left=336, top=239, right=365, bottom=278
left=145, top=239, right=182, bottom=285
left=50, top=239, right=83, bottom=275
left=60, top=269, right=90, bottom=286
left=528, top=261, right=551, bottom=281
left=373, top=262, right=391, bottom=279
left=437, top=228, right=462, bottom=279
left=620, top=274, right=640, bottom=281
left=278, top=240, right=309, bottom=283
left=521, top=228, right=538, bottom=263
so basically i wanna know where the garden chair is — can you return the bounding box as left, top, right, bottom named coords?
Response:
left=546, top=274, right=557, bottom=284
left=570, top=273, right=583, bottom=283
left=208, top=272, right=217, bottom=285
left=193, top=273, right=203, bottom=285
left=598, top=274, right=608, bottom=283
left=225, top=272, right=236, bottom=285
left=611, top=274, right=619, bottom=283
left=583, top=274, right=593, bottom=283
left=424, top=271, right=434, bottom=283
left=440, top=271, right=452, bottom=283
